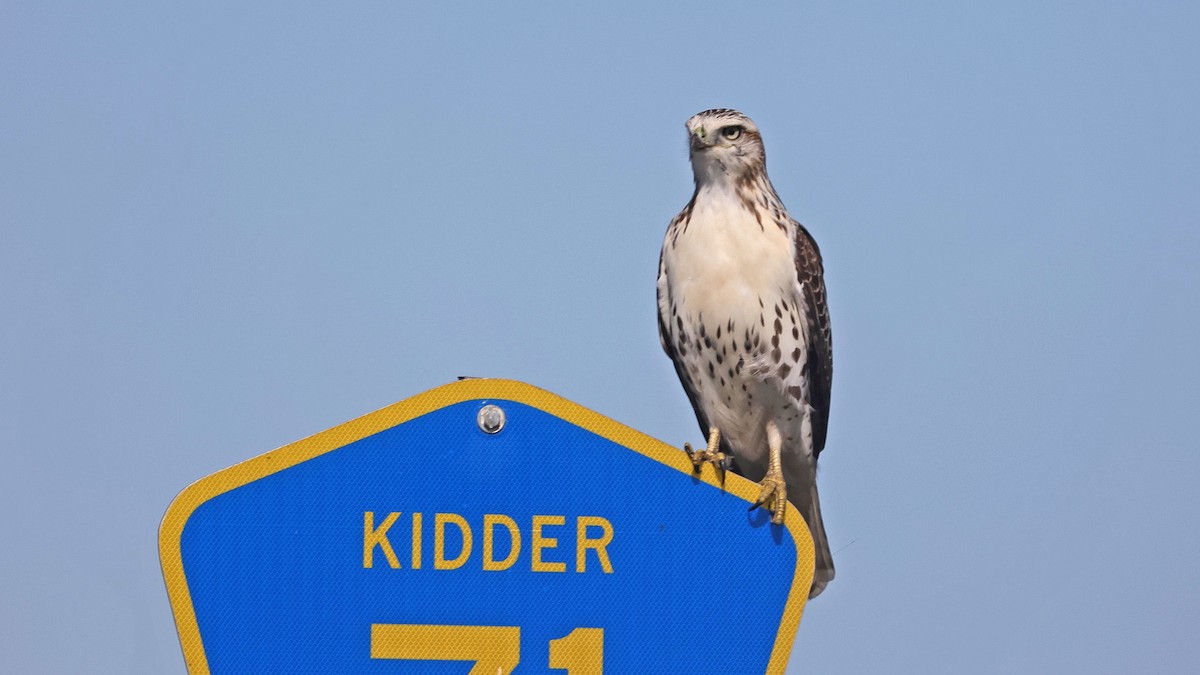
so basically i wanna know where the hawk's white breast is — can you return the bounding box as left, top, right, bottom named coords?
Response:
left=666, top=185, right=796, bottom=334
left=672, top=183, right=792, bottom=319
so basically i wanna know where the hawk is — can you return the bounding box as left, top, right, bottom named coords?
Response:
left=657, top=109, right=835, bottom=598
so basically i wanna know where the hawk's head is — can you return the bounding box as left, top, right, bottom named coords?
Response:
left=685, top=108, right=765, bottom=186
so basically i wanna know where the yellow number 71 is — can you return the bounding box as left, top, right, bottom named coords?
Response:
left=371, top=623, right=603, bottom=674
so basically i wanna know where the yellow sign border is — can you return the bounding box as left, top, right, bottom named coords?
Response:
left=159, top=378, right=814, bottom=674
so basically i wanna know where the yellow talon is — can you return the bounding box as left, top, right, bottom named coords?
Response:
left=684, top=426, right=727, bottom=475
left=753, top=473, right=787, bottom=525
left=751, top=421, right=788, bottom=525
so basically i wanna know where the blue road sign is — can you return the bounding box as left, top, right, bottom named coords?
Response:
left=161, top=379, right=813, bottom=674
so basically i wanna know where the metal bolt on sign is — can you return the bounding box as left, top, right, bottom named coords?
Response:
left=477, top=404, right=506, bottom=434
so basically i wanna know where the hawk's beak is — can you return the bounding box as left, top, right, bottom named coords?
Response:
left=690, top=130, right=709, bottom=152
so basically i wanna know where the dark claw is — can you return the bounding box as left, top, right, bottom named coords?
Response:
left=682, top=443, right=703, bottom=472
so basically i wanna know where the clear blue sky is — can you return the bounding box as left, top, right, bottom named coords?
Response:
left=4, top=2, right=1199, bottom=673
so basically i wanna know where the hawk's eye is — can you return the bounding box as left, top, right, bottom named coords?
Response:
left=720, top=125, right=743, bottom=141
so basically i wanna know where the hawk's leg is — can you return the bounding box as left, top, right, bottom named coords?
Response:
left=752, top=422, right=787, bottom=525
left=684, top=426, right=729, bottom=474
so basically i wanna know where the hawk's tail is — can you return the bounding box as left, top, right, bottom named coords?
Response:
left=802, top=483, right=835, bottom=599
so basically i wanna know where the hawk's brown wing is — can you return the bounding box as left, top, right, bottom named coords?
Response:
left=792, top=220, right=833, bottom=456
